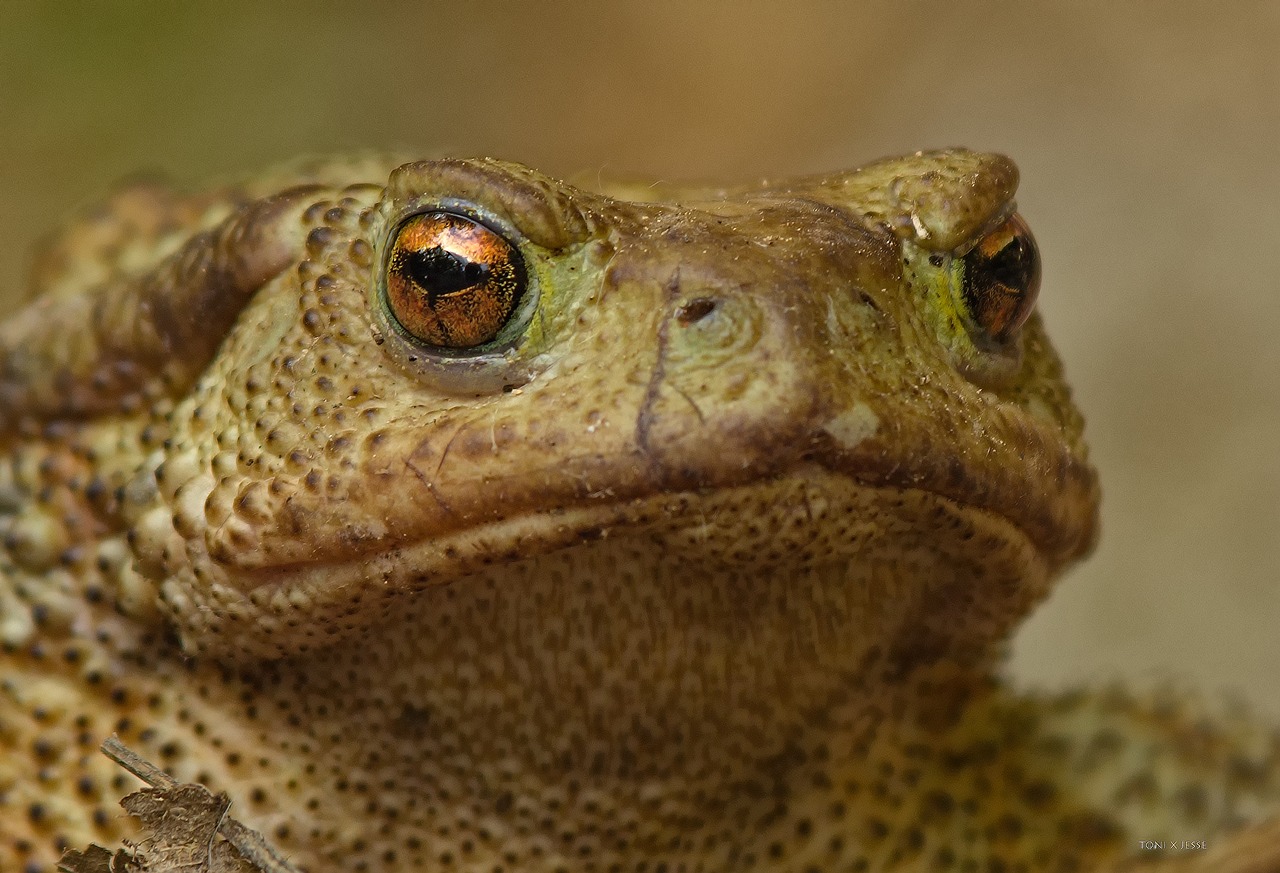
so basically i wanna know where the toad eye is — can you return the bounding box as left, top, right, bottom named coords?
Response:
left=959, top=213, right=1040, bottom=342
left=383, top=211, right=527, bottom=350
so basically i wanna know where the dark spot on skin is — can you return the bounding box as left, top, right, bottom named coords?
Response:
left=394, top=704, right=432, bottom=736
left=1060, top=811, right=1122, bottom=845
left=1113, top=771, right=1157, bottom=805
left=676, top=297, right=718, bottom=325
left=1172, top=783, right=1209, bottom=821
left=995, top=813, right=1022, bottom=839
left=306, top=227, right=335, bottom=254
left=350, top=239, right=374, bottom=267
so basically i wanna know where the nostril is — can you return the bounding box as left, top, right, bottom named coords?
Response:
left=676, top=297, right=719, bottom=325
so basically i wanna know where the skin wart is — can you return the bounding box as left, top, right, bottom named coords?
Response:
left=1, top=151, right=1277, bottom=872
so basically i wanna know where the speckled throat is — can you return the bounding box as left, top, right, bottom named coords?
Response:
left=0, top=473, right=1108, bottom=871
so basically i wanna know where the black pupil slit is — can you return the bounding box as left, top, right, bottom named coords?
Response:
left=982, top=238, right=1033, bottom=288
left=957, top=215, right=1040, bottom=344
left=406, top=246, right=491, bottom=303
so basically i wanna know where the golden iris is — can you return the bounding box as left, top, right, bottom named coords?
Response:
left=384, top=212, right=526, bottom=349
left=959, top=213, right=1040, bottom=343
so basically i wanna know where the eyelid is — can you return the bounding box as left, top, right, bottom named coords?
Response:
left=384, top=159, right=590, bottom=251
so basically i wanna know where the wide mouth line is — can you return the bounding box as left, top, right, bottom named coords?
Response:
left=224, top=463, right=1087, bottom=590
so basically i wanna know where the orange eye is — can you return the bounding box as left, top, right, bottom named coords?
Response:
left=960, top=213, right=1040, bottom=342
left=384, top=212, right=527, bottom=349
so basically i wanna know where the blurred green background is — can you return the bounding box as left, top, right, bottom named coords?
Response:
left=2, top=2, right=1276, bottom=713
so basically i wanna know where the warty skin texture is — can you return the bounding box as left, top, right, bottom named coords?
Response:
left=1, top=151, right=1277, bottom=872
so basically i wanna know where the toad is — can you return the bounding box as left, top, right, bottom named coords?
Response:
left=1, top=150, right=1276, bottom=871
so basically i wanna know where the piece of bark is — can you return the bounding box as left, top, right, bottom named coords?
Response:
left=57, top=737, right=301, bottom=873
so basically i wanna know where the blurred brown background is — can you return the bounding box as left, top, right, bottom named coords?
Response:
left=1, top=2, right=1276, bottom=713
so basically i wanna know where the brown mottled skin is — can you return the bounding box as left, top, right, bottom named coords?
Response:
left=1, top=151, right=1277, bottom=872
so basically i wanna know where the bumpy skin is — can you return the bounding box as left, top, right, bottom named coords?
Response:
left=0, top=151, right=1276, bottom=872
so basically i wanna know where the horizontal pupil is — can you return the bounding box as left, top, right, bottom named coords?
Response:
left=406, top=246, right=491, bottom=303
left=979, top=238, right=1031, bottom=289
